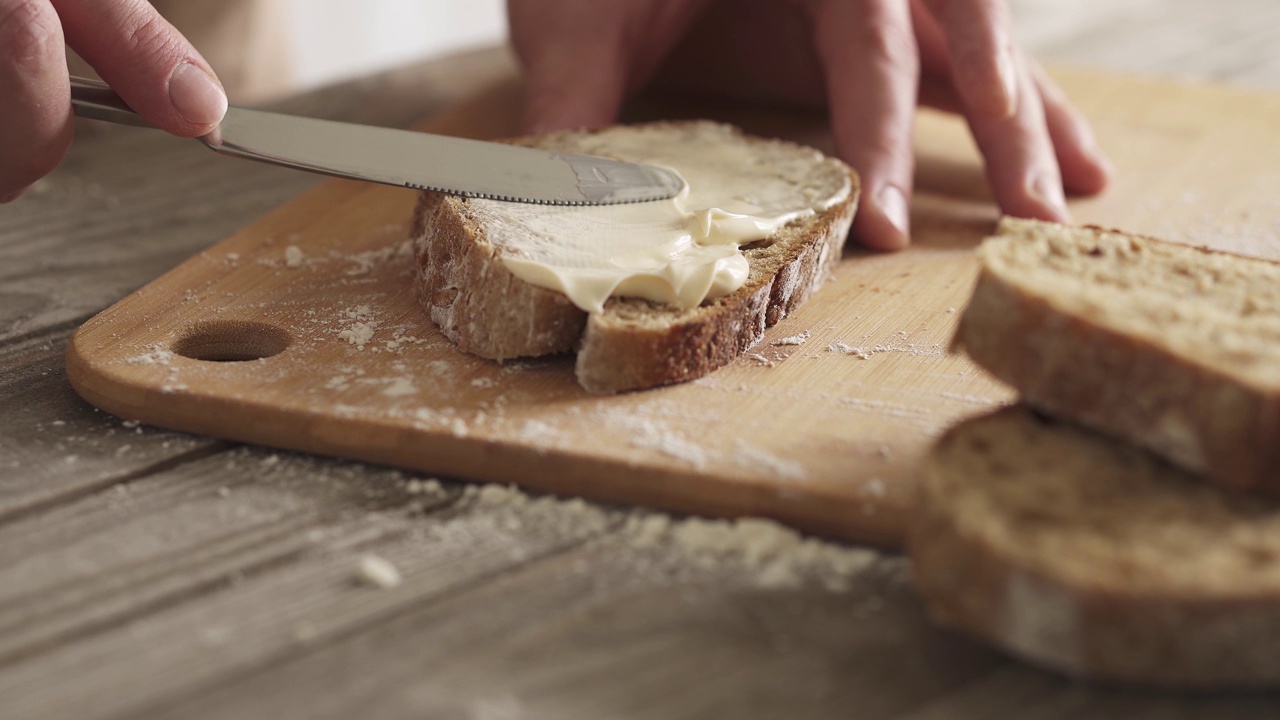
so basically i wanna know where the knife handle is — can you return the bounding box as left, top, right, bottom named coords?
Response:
left=70, top=76, right=158, bottom=130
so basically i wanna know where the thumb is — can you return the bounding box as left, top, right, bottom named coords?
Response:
left=53, top=0, right=226, bottom=137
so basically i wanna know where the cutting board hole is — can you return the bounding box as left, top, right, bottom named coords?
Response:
left=173, top=321, right=290, bottom=362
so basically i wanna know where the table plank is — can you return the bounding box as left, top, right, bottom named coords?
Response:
left=0, top=456, right=621, bottom=719
left=134, top=529, right=1279, bottom=720
left=0, top=325, right=220, bottom=520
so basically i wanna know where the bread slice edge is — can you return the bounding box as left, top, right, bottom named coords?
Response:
left=953, top=218, right=1280, bottom=494
left=909, top=406, right=1280, bottom=688
left=412, top=121, right=859, bottom=393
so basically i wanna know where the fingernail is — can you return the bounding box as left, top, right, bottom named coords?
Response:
left=169, top=62, right=228, bottom=126
left=877, top=185, right=909, bottom=235
left=994, top=46, right=1019, bottom=118
left=1029, top=172, right=1068, bottom=218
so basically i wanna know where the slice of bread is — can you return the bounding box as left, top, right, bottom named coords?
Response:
left=909, top=406, right=1280, bottom=687
left=953, top=217, right=1280, bottom=494
left=411, top=121, right=858, bottom=393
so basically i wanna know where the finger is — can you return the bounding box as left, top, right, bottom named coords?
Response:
left=918, top=76, right=963, bottom=115
left=919, top=0, right=1017, bottom=119
left=911, top=0, right=962, bottom=113
left=51, top=0, right=225, bottom=137
left=0, top=0, right=73, bottom=201
left=965, top=49, right=1069, bottom=222
left=813, top=0, right=919, bottom=250
left=508, top=2, right=629, bottom=134
left=1029, top=60, right=1112, bottom=196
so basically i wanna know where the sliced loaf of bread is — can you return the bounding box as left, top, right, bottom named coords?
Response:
left=910, top=406, right=1280, bottom=687
left=411, top=122, right=858, bottom=393
left=953, top=217, right=1280, bottom=494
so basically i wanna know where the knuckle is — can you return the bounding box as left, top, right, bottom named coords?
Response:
left=851, top=3, right=918, bottom=66
left=121, top=11, right=166, bottom=54
left=861, top=135, right=914, bottom=168
left=0, top=0, right=61, bottom=71
left=118, top=9, right=183, bottom=72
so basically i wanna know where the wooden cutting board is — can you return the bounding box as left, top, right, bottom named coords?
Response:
left=67, top=68, right=1280, bottom=547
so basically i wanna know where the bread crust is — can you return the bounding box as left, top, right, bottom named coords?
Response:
left=953, top=218, right=1280, bottom=494
left=576, top=195, right=854, bottom=393
left=411, top=122, right=859, bottom=393
left=910, top=407, right=1280, bottom=688
left=412, top=192, right=586, bottom=361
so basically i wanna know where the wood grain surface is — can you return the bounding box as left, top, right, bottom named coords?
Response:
left=63, top=93, right=991, bottom=548
left=4, top=3, right=1280, bottom=717
left=67, top=65, right=1280, bottom=549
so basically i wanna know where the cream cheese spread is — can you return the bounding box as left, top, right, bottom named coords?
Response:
left=466, top=124, right=852, bottom=314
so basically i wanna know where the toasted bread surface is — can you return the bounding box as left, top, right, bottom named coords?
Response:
left=953, top=217, right=1280, bottom=493
left=910, top=406, right=1280, bottom=687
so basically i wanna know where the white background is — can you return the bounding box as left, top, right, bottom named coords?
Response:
left=282, top=0, right=507, bottom=90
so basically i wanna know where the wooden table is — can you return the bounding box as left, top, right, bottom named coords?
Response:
left=4, top=5, right=1280, bottom=717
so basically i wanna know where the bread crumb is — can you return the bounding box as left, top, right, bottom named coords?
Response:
left=745, top=352, right=776, bottom=368
left=625, top=419, right=708, bottom=468
left=859, top=478, right=887, bottom=498
left=382, top=377, right=416, bottom=398
left=627, top=514, right=672, bottom=549
left=827, top=337, right=944, bottom=360
left=827, top=342, right=870, bottom=359
left=356, top=554, right=402, bottom=589
left=623, top=512, right=877, bottom=590
left=516, top=420, right=559, bottom=444
left=771, top=331, right=811, bottom=347
left=284, top=245, right=305, bottom=267
left=342, top=239, right=415, bottom=276
left=474, top=483, right=529, bottom=507
left=338, top=324, right=375, bottom=349
left=217, top=486, right=231, bottom=498
left=337, top=305, right=378, bottom=349
left=126, top=345, right=175, bottom=365
left=732, top=439, right=807, bottom=481
left=406, top=478, right=443, bottom=495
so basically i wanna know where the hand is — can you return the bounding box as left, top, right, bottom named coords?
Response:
left=0, top=0, right=227, bottom=201
left=509, top=0, right=1112, bottom=251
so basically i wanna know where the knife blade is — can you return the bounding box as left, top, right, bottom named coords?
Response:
left=69, top=77, right=685, bottom=206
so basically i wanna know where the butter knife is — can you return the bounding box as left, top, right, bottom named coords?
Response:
left=69, top=77, right=684, bottom=206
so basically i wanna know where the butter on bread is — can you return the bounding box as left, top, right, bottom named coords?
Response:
left=953, top=217, right=1280, bottom=494
left=909, top=406, right=1280, bottom=688
left=411, top=121, right=858, bottom=393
